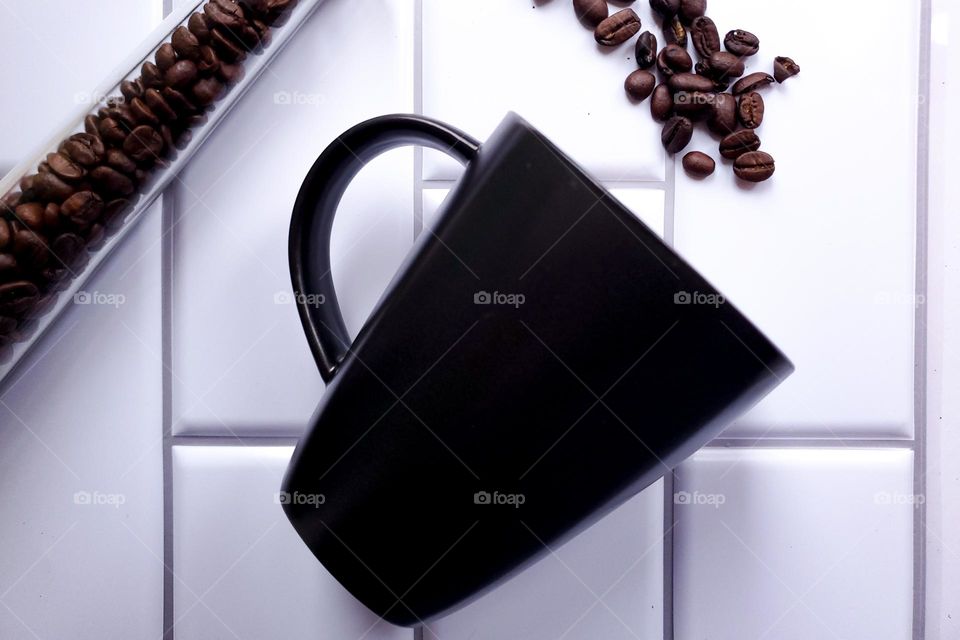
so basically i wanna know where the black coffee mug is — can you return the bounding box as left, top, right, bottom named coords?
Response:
left=283, top=112, right=793, bottom=626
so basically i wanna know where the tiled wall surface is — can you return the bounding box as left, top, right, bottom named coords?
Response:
left=1, top=1, right=949, bottom=639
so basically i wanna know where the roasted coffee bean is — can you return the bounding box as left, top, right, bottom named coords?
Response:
left=60, top=133, right=105, bottom=167
left=90, top=166, right=135, bottom=197
left=252, top=18, right=272, bottom=48
left=661, top=115, right=693, bottom=153
left=120, top=79, right=143, bottom=101
left=668, top=72, right=715, bottom=93
left=43, top=203, right=61, bottom=231
left=732, top=71, right=774, bottom=95
left=650, top=83, right=673, bottom=121
left=14, top=203, right=45, bottom=231
left=144, top=89, right=178, bottom=121
left=205, top=0, right=247, bottom=30
left=690, top=16, right=720, bottom=58
left=774, top=56, right=800, bottom=83
left=130, top=97, right=161, bottom=126
left=50, top=233, right=85, bottom=268
left=0, top=220, right=11, bottom=250
left=12, top=230, right=49, bottom=270
left=210, top=27, right=246, bottom=62
left=734, top=151, right=775, bottom=182
left=678, top=0, right=705, bottom=24
left=85, top=223, right=105, bottom=249
left=141, top=61, right=165, bottom=88
left=0, top=281, right=40, bottom=315
left=103, top=105, right=137, bottom=130
left=172, top=25, right=202, bottom=60
left=197, top=45, right=221, bottom=75
left=123, top=125, right=165, bottom=163
left=682, top=151, right=715, bottom=177
left=664, top=15, right=687, bottom=48
left=103, top=199, right=132, bottom=230
left=20, top=172, right=75, bottom=202
left=46, top=153, right=85, bottom=181
left=165, top=60, right=199, bottom=88
left=61, top=191, right=104, bottom=226
left=657, top=44, right=692, bottom=76
left=161, top=87, right=197, bottom=115
left=0, top=255, right=18, bottom=281
left=673, top=91, right=713, bottom=119
left=724, top=29, right=759, bottom=56
left=192, top=76, right=225, bottom=106
left=649, top=0, right=679, bottom=19
left=106, top=149, right=137, bottom=176
left=625, top=70, right=656, bottom=101
left=702, top=51, right=745, bottom=80
left=155, top=43, right=178, bottom=72
left=706, top=92, right=736, bottom=135
left=719, top=130, right=761, bottom=159
left=160, top=124, right=176, bottom=153
left=188, top=12, right=211, bottom=43
left=217, top=61, right=245, bottom=85
left=635, top=31, right=658, bottom=69
left=98, top=117, right=128, bottom=146
left=83, top=114, right=101, bottom=135
left=737, top=91, right=764, bottom=128
left=595, top=9, right=642, bottom=46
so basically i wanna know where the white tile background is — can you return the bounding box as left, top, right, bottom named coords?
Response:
left=1, top=0, right=953, bottom=639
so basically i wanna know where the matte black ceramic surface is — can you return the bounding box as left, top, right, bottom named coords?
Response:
left=283, top=113, right=793, bottom=626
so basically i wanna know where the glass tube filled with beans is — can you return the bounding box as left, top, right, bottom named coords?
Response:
left=0, top=0, right=324, bottom=380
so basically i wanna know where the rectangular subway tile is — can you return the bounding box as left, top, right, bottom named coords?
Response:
left=673, top=448, right=915, bottom=640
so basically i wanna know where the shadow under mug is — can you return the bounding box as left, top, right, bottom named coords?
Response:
left=282, top=112, right=794, bottom=626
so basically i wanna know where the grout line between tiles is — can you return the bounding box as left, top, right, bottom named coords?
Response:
left=706, top=438, right=917, bottom=450
left=662, top=471, right=675, bottom=640
left=912, top=1, right=931, bottom=638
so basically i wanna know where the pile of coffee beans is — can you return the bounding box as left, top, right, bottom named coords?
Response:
left=0, top=0, right=297, bottom=348
left=571, top=0, right=799, bottom=182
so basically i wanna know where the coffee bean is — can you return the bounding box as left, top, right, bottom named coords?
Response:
left=625, top=70, right=656, bottom=101
left=12, top=230, right=49, bottom=270
left=165, top=60, right=199, bottom=88
left=0, top=220, right=11, bottom=250
left=732, top=71, right=774, bottom=95
left=635, top=31, right=658, bottom=69
left=14, top=203, right=45, bottom=231
left=123, top=125, right=165, bottom=163
left=120, top=79, right=143, bottom=102
left=43, top=203, right=61, bottom=231
left=734, top=151, right=775, bottom=182
left=595, top=9, right=642, bottom=46
left=141, top=61, right=165, bottom=88
left=661, top=115, right=693, bottom=153
left=0, top=281, right=40, bottom=315
left=0, top=255, right=19, bottom=283
left=706, top=92, right=736, bottom=135
left=204, top=0, right=246, bottom=31
left=20, top=172, right=75, bottom=203
left=162, top=87, right=198, bottom=115
left=774, top=56, right=800, bottom=83
left=172, top=25, right=202, bottom=60
left=84, top=114, right=101, bottom=136
left=252, top=18, right=272, bottom=48
left=678, top=0, right=705, bottom=24
left=156, top=43, right=178, bottom=72
left=98, top=117, right=128, bottom=146
left=61, top=191, right=104, bottom=226
left=144, top=88, right=178, bottom=121
left=60, top=133, right=105, bottom=167
left=668, top=72, right=715, bottom=93
left=210, top=27, right=246, bottom=62
left=103, top=199, right=132, bottom=230
left=50, top=233, right=85, bottom=269
left=46, top=153, right=85, bottom=181
left=574, top=0, right=607, bottom=27
left=649, top=0, right=679, bottom=19
left=197, top=45, right=221, bottom=75
left=102, top=105, right=137, bottom=130
left=719, top=130, right=761, bottom=159
left=690, top=16, right=720, bottom=58
left=90, top=166, right=136, bottom=197
left=724, top=30, right=759, bottom=56
left=673, top=91, right=713, bottom=119
left=106, top=149, right=137, bottom=176
left=657, top=44, right=692, bottom=76
left=130, top=97, right=161, bottom=126
left=702, top=51, right=745, bottom=81
left=650, top=84, right=673, bottom=121
left=682, top=151, right=715, bottom=177
left=192, top=76, right=225, bottom=106
left=217, top=61, right=245, bottom=86
left=737, top=91, right=764, bottom=129
left=188, top=12, right=211, bottom=43
left=664, top=15, right=687, bottom=48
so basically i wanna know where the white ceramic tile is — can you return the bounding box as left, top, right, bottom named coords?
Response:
left=0, top=205, right=164, bottom=640
left=674, top=448, right=915, bottom=640
left=421, top=0, right=665, bottom=183
left=423, top=187, right=665, bottom=238
left=172, top=445, right=413, bottom=640
left=426, top=480, right=663, bottom=640
left=171, top=0, right=415, bottom=436
left=673, top=0, right=919, bottom=438
left=0, top=0, right=160, bottom=173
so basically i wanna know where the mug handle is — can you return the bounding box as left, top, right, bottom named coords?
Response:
left=289, top=114, right=481, bottom=382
